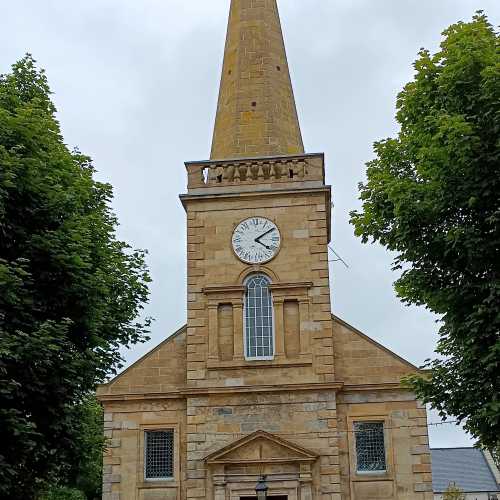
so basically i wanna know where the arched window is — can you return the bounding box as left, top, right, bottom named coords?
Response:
left=244, top=274, right=274, bottom=359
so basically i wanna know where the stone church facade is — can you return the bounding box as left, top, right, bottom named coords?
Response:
left=97, top=1, right=434, bottom=499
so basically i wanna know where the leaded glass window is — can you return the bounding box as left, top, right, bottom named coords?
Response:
left=144, top=430, right=174, bottom=480
left=354, top=422, right=387, bottom=473
left=244, top=274, right=274, bottom=359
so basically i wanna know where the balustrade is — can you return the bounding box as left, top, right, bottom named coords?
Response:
left=186, top=154, right=324, bottom=190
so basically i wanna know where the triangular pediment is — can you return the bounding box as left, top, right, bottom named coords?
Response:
left=205, top=431, right=318, bottom=465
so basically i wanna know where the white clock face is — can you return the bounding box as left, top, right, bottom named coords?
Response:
left=232, top=217, right=281, bottom=264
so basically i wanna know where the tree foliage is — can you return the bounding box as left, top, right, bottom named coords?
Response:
left=443, top=483, right=466, bottom=500
left=70, top=396, right=106, bottom=499
left=40, top=487, right=86, bottom=500
left=40, top=395, right=104, bottom=500
left=0, top=55, right=151, bottom=498
left=490, top=445, right=500, bottom=468
left=350, top=13, right=499, bottom=447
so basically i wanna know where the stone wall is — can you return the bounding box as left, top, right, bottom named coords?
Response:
left=185, top=390, right=341, bottom=499
left=98, top=328, right=187, bottom=397
left=182, top=184, right=335, bottom=391
left=102, top=398, right=187, bottom=500
left=337, top=392, right=433, bottom=500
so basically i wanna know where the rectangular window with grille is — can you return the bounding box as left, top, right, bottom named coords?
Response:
left=144, top=430, right=174, bottom=480
left=354, top=421, right=387, bottom=473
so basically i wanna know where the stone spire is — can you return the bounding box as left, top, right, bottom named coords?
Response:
left=210, top=0, right=304, bottom=160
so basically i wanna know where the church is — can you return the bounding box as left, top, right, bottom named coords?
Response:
left=97, top=1, right=434, bottom=499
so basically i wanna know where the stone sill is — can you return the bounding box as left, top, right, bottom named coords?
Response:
left=138, top=481, right=179, bottom=489
left=207, top=354, right=313, bottom=370
left=352, top=472, right=394, bottom=482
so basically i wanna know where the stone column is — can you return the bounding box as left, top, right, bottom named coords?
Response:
left=213, top=469, right=226, bottom=500
left=214, top=484, right=226, bottom=500
left=299, top=464, right=313, bottom=500
left=208, top=303, right=219, bottom=361
left=299, top=299, right=310, bottom=354
left=233, top=301, right=244, bottom=360
left=273, top=297, right=285, bottom=358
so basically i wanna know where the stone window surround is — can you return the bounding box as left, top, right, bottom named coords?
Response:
left=203, top=279, right=313, bottom=369
left=347, top=415, right=394, bottom=483
left=136, top=423, right=181, bottom=492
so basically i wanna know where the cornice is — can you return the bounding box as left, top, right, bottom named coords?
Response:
left=341, top=383, right=411, bottom=392
left=180, top=185, right=331, bottom=203
left=97, top=381, right=417, bottom=403
left=97, top=381, right=344, bottom=402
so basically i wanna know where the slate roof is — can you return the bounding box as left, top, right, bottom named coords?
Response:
left=431, top=448, right=500, bottom=493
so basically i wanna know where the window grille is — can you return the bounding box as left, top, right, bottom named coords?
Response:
left=144, top=430, right=174, bottom=480
left=244, top=274, right=274, bottom=359
left=354, top=422, right=387, bottom=472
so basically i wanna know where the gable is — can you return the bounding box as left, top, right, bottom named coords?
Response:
left=332, top=315, right=419, bottom=386
left=205, top=430, right=318, bottom=465
left=97, top=325, right=187, bottom=397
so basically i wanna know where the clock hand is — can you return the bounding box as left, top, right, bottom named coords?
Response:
left=255, top=228, right=275, bottom=243
left=256, top=240, right=270, bottom=250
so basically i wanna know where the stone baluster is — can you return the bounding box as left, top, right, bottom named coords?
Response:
left=233, top=164, right=241, bottom=183
left=208, top=165, right=218, bottom=184
left=298, top=160, right=306, bottom=179
left=245, top=162, right=253, bottom=181
left=217, top=165, right=224, bottom=183
left=302, top=160, right=308, bottom=178
left=252, top=162, right=260, bottom=181
left=272, top=161, right=281, bottom=180
left=291, top=159, right=300, bottom=179
left=257, top=162, right=265, bottom=180
left=222, top=164, right=229, bottom=182
left=282, top=159, right=291, bottom=179
left=262, top=161, right=270, bottom=179
left=269, top=163, right=276, bottom=180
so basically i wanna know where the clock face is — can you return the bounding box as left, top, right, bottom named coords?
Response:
left=232, top=217, right=281, bottom=264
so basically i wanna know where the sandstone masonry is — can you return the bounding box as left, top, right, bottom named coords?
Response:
left=97, top=1, right=433, bottom=499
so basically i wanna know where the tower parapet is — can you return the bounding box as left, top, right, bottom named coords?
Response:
left=185, top=153, right=325, bottom=194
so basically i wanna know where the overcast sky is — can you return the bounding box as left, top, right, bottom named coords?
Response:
left=2, top=0, right=499, bottom=448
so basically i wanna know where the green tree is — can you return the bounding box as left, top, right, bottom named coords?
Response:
left=0, top=55, right=151, bottom=498
left=443, top=483, right=466, bottom=500
left=490, top=445, right=500, bottom=468
left=350, top=13, right=499, bottom=447
left=40, top=487, right=86, bottom=500
left=40, top=395, right=105, bottom=500
left=71, top=396, right=105, bottom=499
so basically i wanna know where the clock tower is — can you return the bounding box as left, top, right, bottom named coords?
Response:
left=97, top=1, right=434, bottom=498
left=179, top=0, right=339, bottom=496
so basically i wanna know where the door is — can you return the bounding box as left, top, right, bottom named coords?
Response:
left=240, top=497, right=288, bottom=500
